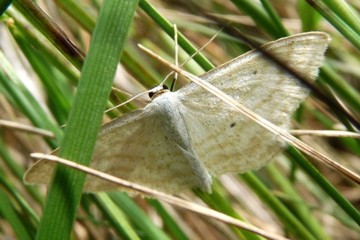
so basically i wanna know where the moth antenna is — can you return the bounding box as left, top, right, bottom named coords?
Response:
left=182, top=26, right=224, bottom=66
left=105, top=89, right=152, bottom=113
left=158, top=25, right=224, bottom=92
left=170, top=24, right=179, bottom=91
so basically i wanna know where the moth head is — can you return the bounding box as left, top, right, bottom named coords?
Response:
left=149, top=85, right=169, bottom=100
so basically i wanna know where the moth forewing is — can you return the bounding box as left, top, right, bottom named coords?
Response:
left=176, top=32, right=331, bottom=176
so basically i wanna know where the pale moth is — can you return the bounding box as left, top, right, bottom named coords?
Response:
left=25, top=32, right=330, bottom=194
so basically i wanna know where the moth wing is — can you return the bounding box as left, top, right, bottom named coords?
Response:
left=25, top=109, right=199, bottom=194
left=177, top=32, right=330, bottom=176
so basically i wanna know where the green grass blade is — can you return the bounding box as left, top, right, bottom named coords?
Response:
left=287, top=146, right=360, bottom=226
left=0, top=172, right=40, bottom=225
left=259, top=0, right=289, bottom=36
left=230, top=0, right=283, bottom=38
left=196, top=187, right=262, bottom=240
left=0, top=0, right=12, bottom=15
left=0, top=188, right=32, bottom=240
left=240, top=172, right=318, bottom=240
left=95, top=193, right=140, bottom=240
left=307, top=0, right=360, bottom=50
left=13, top=0, right=84, bottom=69
left=109, top=192, right=171, bottom=240
left=147, top=199, right=189, bottom=240
left=56, top=0, right=163, bottom=90
left=297, top=0, right=323, bottom=31
left=6, top=8, right=81, bottom=85
left=0, top=138, right=44, bottom=204
left=321, top=0, right=360, bottom=34
left=56, top=0, right=95, bottom=32
left=35, top=1, right=139, bottom=239
left=266, top=165, right=330, bottom=239
left=7, top=25, right=71, bottom=123
left=0, top=51, right=61, bottom=147
left=139, top=0, right=214, bottom=71
left=319, top=65, right=360, bottom=114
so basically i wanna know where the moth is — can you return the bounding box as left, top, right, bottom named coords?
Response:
left=25, top=32, right=330, bottom=194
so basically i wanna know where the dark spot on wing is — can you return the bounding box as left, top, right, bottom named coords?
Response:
left=230, top=122, right=236, bottom=128
left=253, top=70, right=257, bottom=75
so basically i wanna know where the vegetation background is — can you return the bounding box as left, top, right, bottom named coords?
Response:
left=0, top=0, right=359, bottom=239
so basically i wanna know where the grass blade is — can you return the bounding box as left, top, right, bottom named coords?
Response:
left=35, top=1, right=139, bottom=239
